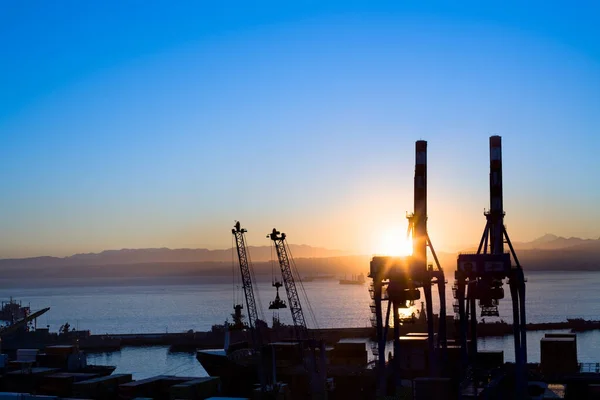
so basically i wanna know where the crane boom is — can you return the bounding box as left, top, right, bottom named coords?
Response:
left=268, top=228, right=328, bottom=399
left=232, top=222, right=261, bottom=347
left=267, top=228, right=309, bottom=342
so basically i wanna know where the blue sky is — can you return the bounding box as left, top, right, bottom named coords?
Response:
left=1, top=1, right=599, bottom=257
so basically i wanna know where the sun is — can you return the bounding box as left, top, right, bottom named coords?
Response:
left=374, top=228, right=413, bottom=256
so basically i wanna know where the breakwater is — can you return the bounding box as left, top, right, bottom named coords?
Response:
left=6, top=320, right=597, bottom=353
left=83, top=327, right=375, bottom=352
left=77, top=320, right=600, bottom=352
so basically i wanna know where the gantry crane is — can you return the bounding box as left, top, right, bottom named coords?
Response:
left=369, top=140, right=447, bottom=396
left=453, top=136, right=527, bottom=399
left=406, top=139, right=447, bottom=374
left=268, top=228, right=327, bottom=399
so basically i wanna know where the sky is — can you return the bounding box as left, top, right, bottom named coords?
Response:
left=1, top=1, right=600, bottom=258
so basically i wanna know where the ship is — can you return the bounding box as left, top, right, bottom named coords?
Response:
left=567, top=318, right=600, bottom=332
left=339, top=273, right=365, bottom=285
left=1, top=302, right=121, bottom=352
left=196, top=345, right=260, bottom=397
left=0, top=297, right=31, bottom=323
left=197, top=336, right=370, bottom=399
left=302, top=274, right=335, bottom=282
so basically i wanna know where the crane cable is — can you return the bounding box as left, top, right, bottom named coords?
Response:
left=270, top=243, right=273, bottom=285
left=232, top=234, right=235, bottom=308
left=245, top=232, right=265, bottom=322
left=232, top=234, right=239, bottom=308
left=286, top=243, right=319, bottom=331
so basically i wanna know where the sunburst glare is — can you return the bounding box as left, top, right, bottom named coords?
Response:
left=375, top=228, right=413, bottom=256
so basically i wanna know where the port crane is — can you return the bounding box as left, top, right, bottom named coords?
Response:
left=406, top=141, right=448, bottom=371
left=453, top=136, right=527, bottom=399
left=231, top=221, right=268, bottom=391
left=267, top=229, right=308, bottom=342
left=369, top=140, right=447, bottom=396
left=232, top=221, right=263, bottom=345
left=268, top=228, right=327, bottom=399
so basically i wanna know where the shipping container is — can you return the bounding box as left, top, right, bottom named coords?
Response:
left=119, top=376, right=165, bottom=399
left=169, top=377, right=220, bottom=400
left=541, top=337, right=578, bottom=377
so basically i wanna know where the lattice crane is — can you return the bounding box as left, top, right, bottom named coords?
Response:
left=232, top=221, right=262, bottom=348
left=267, top=228, right=309, bottom=342
left=268, top=228, right=327, bottom=399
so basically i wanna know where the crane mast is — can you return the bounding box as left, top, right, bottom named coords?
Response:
left=232, top=221, right=261, bottom=347
left=268, top=228, right=328, bottom=399
left=267, top=228, right=309, bottom=342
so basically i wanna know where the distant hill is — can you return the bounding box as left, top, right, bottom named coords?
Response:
left=454, top=234, right=600, bottom=271
left=0, top=245, right=348, bottom=270
left=0, top=255, right=373, bottom=288
left=1, top=234, right=599, bottom=287
left=513, top=234, right=600, bottom=250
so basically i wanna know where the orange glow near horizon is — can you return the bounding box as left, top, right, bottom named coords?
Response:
left=397, top=306, right=414, bottom=318
left=388, top=306, right=418, bottom=327
left=374, top=228, right=413, bottom=256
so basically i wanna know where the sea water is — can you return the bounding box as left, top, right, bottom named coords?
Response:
left=1, top=270, right=599, bottom=379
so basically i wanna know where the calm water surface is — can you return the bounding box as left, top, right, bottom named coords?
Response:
left=2, top=271, right=599, bottom=379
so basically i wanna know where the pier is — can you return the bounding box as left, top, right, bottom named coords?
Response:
left=65, top=321, right=600, bottom=352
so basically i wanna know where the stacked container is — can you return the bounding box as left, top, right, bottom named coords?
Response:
left=540, top=337, right=578, bottom=377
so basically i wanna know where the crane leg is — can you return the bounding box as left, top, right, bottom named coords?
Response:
left=437, top=273, right=447, bottom=372
left=457, top=279, right=468, bottom=374
left=423, top=282, right=436, bottom=376
left=510, top=276, right=524, bottom=399
left=393, top=302, right=402, bottom=394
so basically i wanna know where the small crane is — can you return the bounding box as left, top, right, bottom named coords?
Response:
left=232, top=221, right=262, bottom=345
left=267, top=229, right=308, bottom=342
left=232, top=221, right=267, bottom=391
left=268, top=228, right=327, bottom=399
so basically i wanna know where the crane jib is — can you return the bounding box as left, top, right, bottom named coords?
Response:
left=267, top=229, right=309, bottom=343
left=232, top=222, right=261, bottom=348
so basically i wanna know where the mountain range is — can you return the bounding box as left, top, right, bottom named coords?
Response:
left=513, top=233, right=600, bottom=250
left=0, top=245, right=347, bottom=269
left=0, top=234, right=598, bottom=286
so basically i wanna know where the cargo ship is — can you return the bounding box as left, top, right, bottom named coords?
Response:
left=0, top=297, right=31, bottom=323
left=339, top=273, right=365, bottom=285
left=196, top=344, right=260, bottom=397
left=197, top=338, right=372, bottom=399
left=1, top=309, right=121, bottom=352
left=303, top=274, right=335, bottom=282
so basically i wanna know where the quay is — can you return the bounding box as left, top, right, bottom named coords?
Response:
left=82, top=327, right=376, bottom=351
left=73, top=321, right=600, bottom=352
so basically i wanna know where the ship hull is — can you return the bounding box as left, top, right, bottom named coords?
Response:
left=196, top=350, right=258, bottom=396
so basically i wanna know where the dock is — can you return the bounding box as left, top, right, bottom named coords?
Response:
left=68, top=320, right=600, bottom=352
